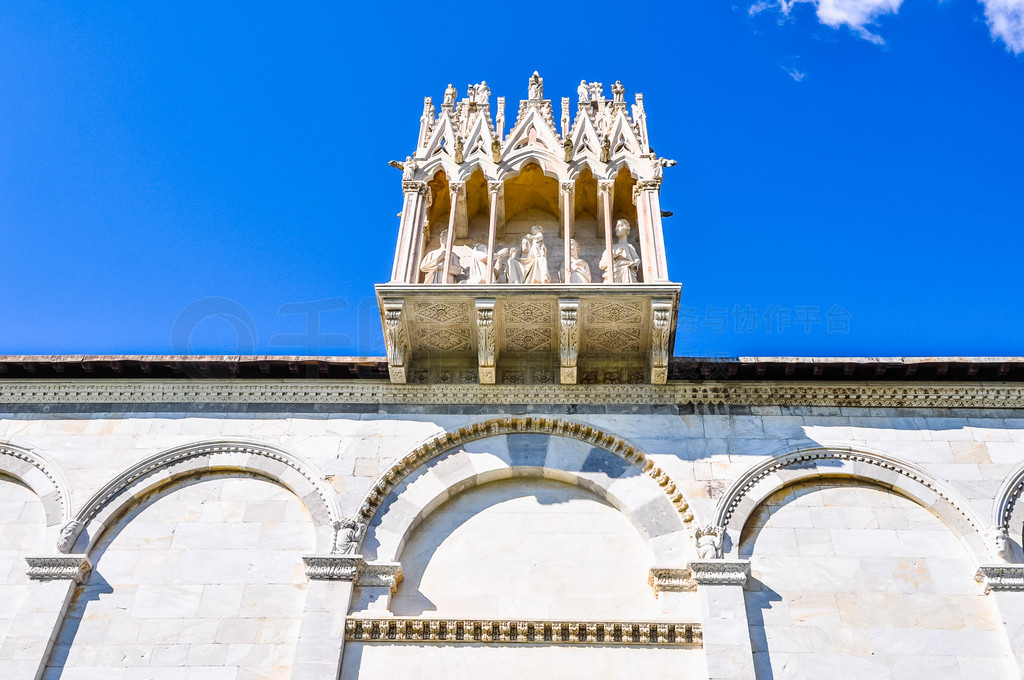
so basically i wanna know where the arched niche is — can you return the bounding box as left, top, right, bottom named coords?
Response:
left=714, top=447, right=991, bottom=564
left=62, top=440, right=340, bottom=556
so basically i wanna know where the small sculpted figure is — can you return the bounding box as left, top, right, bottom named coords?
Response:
left=695, top=525, right=723, bottom=560
left=568, top=239, right=591, bottom=283
left=600, top=219, right=641, bottom=283
left=466, top=244, right=509, bottom=284
left=491, top=137, right=502, bottom=162
left=563, top=136, right=573, bottom=162
left=454, top=137, right=464, bottom=164
left=476, top=81, right=490, bottom=103
left=522, top=225, right=551, bottom=284
left=528, top=71, right=543, bottom=100
left=506, top=238, right=528, bottom=284
left=992, top=526, right=1010, bottom=559
left=600, top=137, right=611, bottom=163
left=577, top=79, right=590, bottom=103
left=420, top=228, right=462, bottom=283
left=402, top=155, right=417, bottom=181
left=612, top=80, right=625, bottom=103
left=57, top=520, right=82, bottom=553
left=652, top=156, right=677, bottom=179
left=443, top=83, right=457, bottom=106
left=335, top=518, right=366, bottom=554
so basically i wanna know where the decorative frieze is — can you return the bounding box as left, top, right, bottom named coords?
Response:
left=688, top=560, right=750, bottom=587
left=648, top=567, right=695, bottom=595
left=975, top=565, right=1024, bottom=593
left=303, top=554, right=362, bottom=581
left=345, top=617, right=701, bottom=646
left=26, top=555, right=91, bottom=583
left=2, top=380, right=1022, bottom=409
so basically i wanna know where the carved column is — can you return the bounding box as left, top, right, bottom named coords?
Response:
left=558, top=298, right=580, bottom=385
left=975, top=565, right=1024, bottom=674
left=1, top=555, right=90, bottom=680
left=598, top=180, right=615, bottom=283
left=560, top=182, right=574, bottom=283
left=295, top=555, right=360, bottom=680
left=690, top=559, right=756, bottom=680
left=475, top=298, right=497, bottom=384
left=486, top=181, right=501, bottom=283
left=382, top=299, right=409, bottom=384
left=395, top=181, right=430, bottom=283
left=441, top=182, right=463, bottom=283
left=650, top=298, right=673, bottom=385
left=635, top=179, right=667, bottom=282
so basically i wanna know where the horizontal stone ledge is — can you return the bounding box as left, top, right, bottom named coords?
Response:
left=26, top=555, right=91, bottom=583
left=345, top=617, right=702, bottom=646
left=687, top=559, right=750, bottom=587
left=975, top=564, right=1024, bottom=593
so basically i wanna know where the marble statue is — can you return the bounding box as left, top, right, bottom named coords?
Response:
left=506, top=237, right=529, bottom=284
left=466, top=244, right=509, bottom=284
left=443, top=83, right=457, bottom=106
left=612, top=80, right=625, bottom=103
left=695, top=525, right=723, bottom=560
left=522, top=225, right=551, bottom=284
left=454, top=137, right=464, bottom=164
left=568, top=239, right=591, bottom=283
left=652, top=156, right=677, bottom=178
left=528, top=71, right=543, bottom=100
left=600, top=219, right=641, bottom=283
left=420, top=229, right=462, bottom=283
left=577, top=80, right=590, bottom=103
left=600, top=137, right=611, bottom=163
left=475, top=81, right=490, bottom=104
left=491, top=137, right=502, bottom=162
left=402, top=155, right=417, bottom=181
left=335, top=518, right=366, bottom=554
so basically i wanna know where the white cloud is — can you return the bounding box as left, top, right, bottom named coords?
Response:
left=982, top=0, right=1024, bottom=53
left=782, top=65, right=808, bottom=81
left=758, top=0, right=1024, bottom=53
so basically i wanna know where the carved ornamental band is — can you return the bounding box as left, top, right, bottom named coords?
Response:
left=26, top=555, right=91, bottom=584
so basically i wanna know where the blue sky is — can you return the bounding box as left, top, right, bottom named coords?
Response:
left=1, top=1, right=1022, bottom=358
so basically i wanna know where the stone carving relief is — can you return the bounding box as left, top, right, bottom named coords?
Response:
left=415, top=327, right=472, bottom=353
left=521, top=225, right=551, bottom=284
left=419, top=228, right=462, bottom=284
left=585, top=300, right=643, bottom=324
left=505, top=301, right=552, bottom=325
left=334, top=517, right=367, bottom=554
left=476, top=299, right=497, bottom=384
left=583, top=327, right=642, bottom=353
left=558, top=299, right=580, bottom=384
left=694, top=525, right=724, bottom=560
left=26, top=555, right=91, bottom=584
left=412, top=301, right=469, bottom=324
left=504, top=327, right=552, bottom=353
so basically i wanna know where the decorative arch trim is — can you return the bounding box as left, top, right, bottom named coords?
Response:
left=714, top=446, right=991, bottom=562
left=0, top=441, right=71, bottom=529
left=993, top=460, right=1024, bottom=562
left=355, top=417, right=693, bottom=532
left=63, top=439, right=341, bottom=555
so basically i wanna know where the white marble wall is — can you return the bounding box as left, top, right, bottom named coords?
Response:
left=741, top=479, right=1016, bottom=679
left=43, top=476, right=315, bottom=680
left=1, top=404, right=1023, bottom=679
left=0, top=475, right=46, bottom=648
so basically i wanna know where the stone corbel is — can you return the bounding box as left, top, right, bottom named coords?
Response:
left=475, top=298, right=497, bottom=385
left=648, top=567, right=695, bottom=596
left=975, top=564, right=1024, bottom=593
left=358, top=562, right=404, bottom=595
left=382, top=299, right=410, bottom=384
left=688, top=559, right=750, bottom=588
left=650, top=298, right=673, bottom=385
left=303, top=554, right=363, bottom=581
left=558, top=298, right=580, bottom=385
left=26, top=555, right=91, bottom=584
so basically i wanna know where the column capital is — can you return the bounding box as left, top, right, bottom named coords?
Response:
left=303, top=554, right=363, bottom=581
left=402, top=180, right=430, bottom=195
left=26, top=555, right=91, bottom=584
left=560, top=181, right=575, bottom=196
left=448, top=181, right=465, bottom=196
left=687, top=559, right=750, bottom=587
left=487, top=180, right=502, bottom=195
left=597, top=179, right=615, bottom=195
left=636, top=179, right=662, bottom=192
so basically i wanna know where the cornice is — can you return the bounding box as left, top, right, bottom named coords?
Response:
left=975, top=564, right=1024, bottom=593
left=26, top=555, right=91, bottom=583
left=1, top=380, right=1023, bottom=409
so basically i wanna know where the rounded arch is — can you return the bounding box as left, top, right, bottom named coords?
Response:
left=0, top=441, right=71, bottom=541
left=63, top=439, right=340, bottom=555
left=993, top=459, right=1024, bottom=562
left=714, top=446, right=991, bottom=563
left=355, top=417, right=694, bottom=564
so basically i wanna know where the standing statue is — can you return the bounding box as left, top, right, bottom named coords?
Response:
left=568, top=239, right=591, bottom=283
left=491, top=137, right=502, bottom=162
left=600, top=219, right=641, bottom=283
left=522, top=225, right=551, bottom=284
left=563, top=137, right=574, bottom=162
left=454, top=137, right=464, bottom=164
left=476, top=81, right=490, bottom=104
left=600, top=137, right=611, bottom=163
left=577, top=79, right=590, bottom=103
left=694, top=525, right=724, bottom=560
left=612, top=80, right=625, bottom=103
left=528, top=71, right=543, bottom=100
left=506, top=236, right=530, bottom=284
left=420, top=228, right=462, bottom=283
left=652, top=156, right=677, bottom=178
left=402, top=155, right=417, bottom=181
left=443, top=83, right=457, bottom=106
left=466, top=244, right=509, bottom=284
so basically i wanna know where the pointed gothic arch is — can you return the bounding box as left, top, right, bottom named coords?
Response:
left=60, top=439, right=341, bottom=555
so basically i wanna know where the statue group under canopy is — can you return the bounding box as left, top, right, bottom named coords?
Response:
left=418, top=220, right=640, bottom=285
